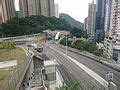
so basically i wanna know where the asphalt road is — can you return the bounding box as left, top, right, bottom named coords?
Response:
left=47, top=43, right=120, bottom=89
left=27, top=44, right=76, bottom=85
left=39, top=43, right=117, bottom=90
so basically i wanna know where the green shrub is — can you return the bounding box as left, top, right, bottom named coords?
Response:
left=0, top=42, right=16, bottom=49
left=71, top=40, right=103, bottom=56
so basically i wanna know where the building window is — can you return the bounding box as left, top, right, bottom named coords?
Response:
left=115, top=0, right=118, bottom=2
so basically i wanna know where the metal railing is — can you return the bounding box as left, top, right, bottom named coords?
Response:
left=1, top=53, right=33, bottom=90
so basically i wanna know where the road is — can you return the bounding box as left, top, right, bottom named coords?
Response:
left=27, top=44, right=76, bottom=85
left=39, top=43, right=120, bottom=89
left=36, top=44, right=108, bottom=89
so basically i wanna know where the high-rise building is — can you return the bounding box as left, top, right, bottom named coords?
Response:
left=104, top=0, right=112, bottom=33
left=84, top=17, right=88, bottom=31
left=103, top=0, right=112, bottom=59
left=87, top=2, right=96, bottom=41
left=0, top=0, right=15, bottom=23
left=19, top=0, right=55, bottom=17
left=104, top=0, right=120, bottom=63
left=0, top=1, right=2, bottom=23
left=55, top=4, right=59, bottom=18
left=95, top=0, right=106, bottom=42
left=49, top=0, right=55, bottom=17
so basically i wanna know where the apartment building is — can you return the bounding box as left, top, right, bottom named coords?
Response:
left=0, top=0, right=15, bottom=23
left=87, top=2, right=96, bottom=42
left=104, top=0, right=120, bottom=63
left=19, top=0, right=55, bottom=17
left=103, top=0, right=112, bottom=58
left=55, top=4, right=59, bottom=18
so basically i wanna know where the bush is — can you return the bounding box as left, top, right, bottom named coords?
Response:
left=0, top=42, right=16, bottom=49
left=70, top=27, right=88, bottom=38
left=59, top=37, right=72, bottom=47
left=57, top=81, right=80, bottom=90
left=71, top=40, right=103, bottom=56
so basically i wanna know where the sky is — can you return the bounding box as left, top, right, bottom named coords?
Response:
left=15, top=0, right=94, bottom=23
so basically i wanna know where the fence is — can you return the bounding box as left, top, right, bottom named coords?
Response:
left=1, top=53, right=33, bottom=90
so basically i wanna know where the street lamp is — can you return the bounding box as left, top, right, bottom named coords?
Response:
left=66, top=32, right=68, bottom=55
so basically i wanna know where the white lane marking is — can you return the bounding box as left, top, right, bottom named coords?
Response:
left=46, top=44, right=109, bottom=85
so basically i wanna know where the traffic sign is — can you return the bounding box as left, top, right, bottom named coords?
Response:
left=106, top=71, right=113, bottom=82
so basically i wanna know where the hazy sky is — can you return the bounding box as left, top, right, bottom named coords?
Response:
left=15, top=0, right=94, bottom=23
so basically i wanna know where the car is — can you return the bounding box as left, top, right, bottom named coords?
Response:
left=27, top=44, right=32, bottom=47
left=35, top=47, right=43, bottom=53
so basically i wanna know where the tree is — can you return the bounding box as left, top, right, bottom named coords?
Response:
left=1, top=15, right=72, bottom=37
left=70, top=27, right=88, bottom=38
left=59, top=37, right=72, bottom=47
left=71, top=40, right=103, bottom=56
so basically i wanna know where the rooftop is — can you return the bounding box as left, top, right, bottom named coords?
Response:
left=44, top=60, right=57, bottom=67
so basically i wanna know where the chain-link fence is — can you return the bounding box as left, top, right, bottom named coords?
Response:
left=1, top=53, right=32, bottom=90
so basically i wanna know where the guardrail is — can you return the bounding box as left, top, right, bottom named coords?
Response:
left=1, top=53, right=33, bottom=90
left=0, top=33, right=45, bottom=42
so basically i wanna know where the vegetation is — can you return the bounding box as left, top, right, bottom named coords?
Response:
left=71, top=40, right=103, bottom=56
left=0, top=42, right=26, bottom=88
left=59, top=13, right=84, bottom=29
left=0, top=15, right=71, bottom=37
left=60, top=38, right=103, bottom=56
left=0, top=42, right=16, bottom=49
left=0, top=42, right=26, bottom=63
left=70, top=27, right=88, bottom=38
left=56, top=81, right=80, bottom=90
left=59, top=37, right=72, bottom=47
left=0, top=47, right=26, bottom=63
left=0, top=69, right=11, bottom=88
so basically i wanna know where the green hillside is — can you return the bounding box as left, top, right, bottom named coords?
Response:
left=59, top=13, right=84, bottom=29
left=0, top=15, right=71, bottom=37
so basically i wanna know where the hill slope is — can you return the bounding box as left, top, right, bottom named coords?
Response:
left=59, top=13, right=84, bottom=29
left=0, top=15, right=71, bottom=37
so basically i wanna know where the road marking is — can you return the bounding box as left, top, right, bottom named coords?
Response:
left=45, top=44, right=109, bottom=86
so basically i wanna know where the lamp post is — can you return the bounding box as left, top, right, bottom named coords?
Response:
left=66, top=32, right=68, bottom=55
